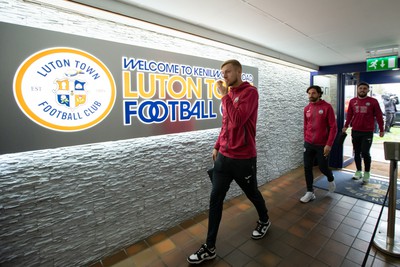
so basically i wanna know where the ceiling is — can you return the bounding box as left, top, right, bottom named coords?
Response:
left=73, top=0, right=400, bottom=69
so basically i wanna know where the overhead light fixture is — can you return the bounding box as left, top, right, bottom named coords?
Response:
left=366, top=45, right=398, bottom=58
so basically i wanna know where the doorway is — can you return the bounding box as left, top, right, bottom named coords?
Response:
left=343, top=83, right=400, bottom=164
left=312, top=65, right=400, bottom=177
left=311, top=71, right=400, bottom=169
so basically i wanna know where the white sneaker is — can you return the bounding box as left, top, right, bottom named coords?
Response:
left=300, top=192, right=316, bottom=203
left=251, top=220, right=271, bottom=240
left=328, top=181, right=336, bottom=192
left=187, top=244, right=216, bottom=264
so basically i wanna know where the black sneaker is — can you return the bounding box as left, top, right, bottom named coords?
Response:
left=251, top=220, right=271, bottom=239
left=187, top=244, right=216, bottom=264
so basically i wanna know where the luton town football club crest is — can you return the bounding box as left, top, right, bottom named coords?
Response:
left=55, top=75, right=87, bottom=109
left=13, top=47, right=116, bottom=132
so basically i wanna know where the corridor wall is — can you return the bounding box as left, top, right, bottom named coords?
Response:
left=0, top=0, right=310, bottom=266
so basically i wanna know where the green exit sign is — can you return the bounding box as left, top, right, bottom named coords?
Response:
left=366, top=56, right=398, bottom=72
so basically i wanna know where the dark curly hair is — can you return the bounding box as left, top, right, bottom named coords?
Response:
left=306, top=85, right=323, bottom=96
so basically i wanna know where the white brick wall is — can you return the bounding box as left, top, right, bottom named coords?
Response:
left=0, top=0, right=310, bottom=266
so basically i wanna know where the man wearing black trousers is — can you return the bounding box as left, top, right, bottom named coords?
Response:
left=187, top=60, right=270, bottom=264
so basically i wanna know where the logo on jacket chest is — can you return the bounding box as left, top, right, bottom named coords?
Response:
left=354, top=102, right=369, bottom=113
left=306, top=108, right=324, bottom=118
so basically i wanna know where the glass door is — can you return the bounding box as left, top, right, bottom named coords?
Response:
left=312, top=74, right=343, bottom=168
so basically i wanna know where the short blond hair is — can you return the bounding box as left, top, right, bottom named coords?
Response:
left=221, top=59, right=242, bottom=71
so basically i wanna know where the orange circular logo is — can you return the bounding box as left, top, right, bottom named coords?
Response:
left=13, top=47, right=116, bottom=131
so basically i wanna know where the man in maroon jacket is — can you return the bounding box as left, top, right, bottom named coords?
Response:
left=342, top=82, right=384, bottom=184
left=301, top=85, right=338, bottom=203
left=187, top=60, right=270, bottom=264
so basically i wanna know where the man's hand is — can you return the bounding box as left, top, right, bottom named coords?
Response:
left=342, top=127, right=348, bottom=133
left=323, top=145, right=331, bottom=157
left=212, top=148, right=218, bottom=161
left=216, top=80, right=228, bottom=97
left=379, top=131, right=385, bottom=137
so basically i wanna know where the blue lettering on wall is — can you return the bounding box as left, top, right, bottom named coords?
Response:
left=123, top=99, right=217, bottom=125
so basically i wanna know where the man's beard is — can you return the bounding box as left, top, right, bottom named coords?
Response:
left=227, top=78, right=237, bottom=87
left=309, top=97, right=318, bottom=102
left=358, top=92, right=367, bottom=98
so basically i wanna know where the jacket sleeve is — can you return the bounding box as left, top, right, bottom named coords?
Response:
left=222, top=87, right=258, bottom=128
left=303, top=107, right=307, bottom=139
left=326, top=105, right=338, bottom=147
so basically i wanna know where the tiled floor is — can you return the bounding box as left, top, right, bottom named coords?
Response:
left=89, top=160, right=400, bottom=267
